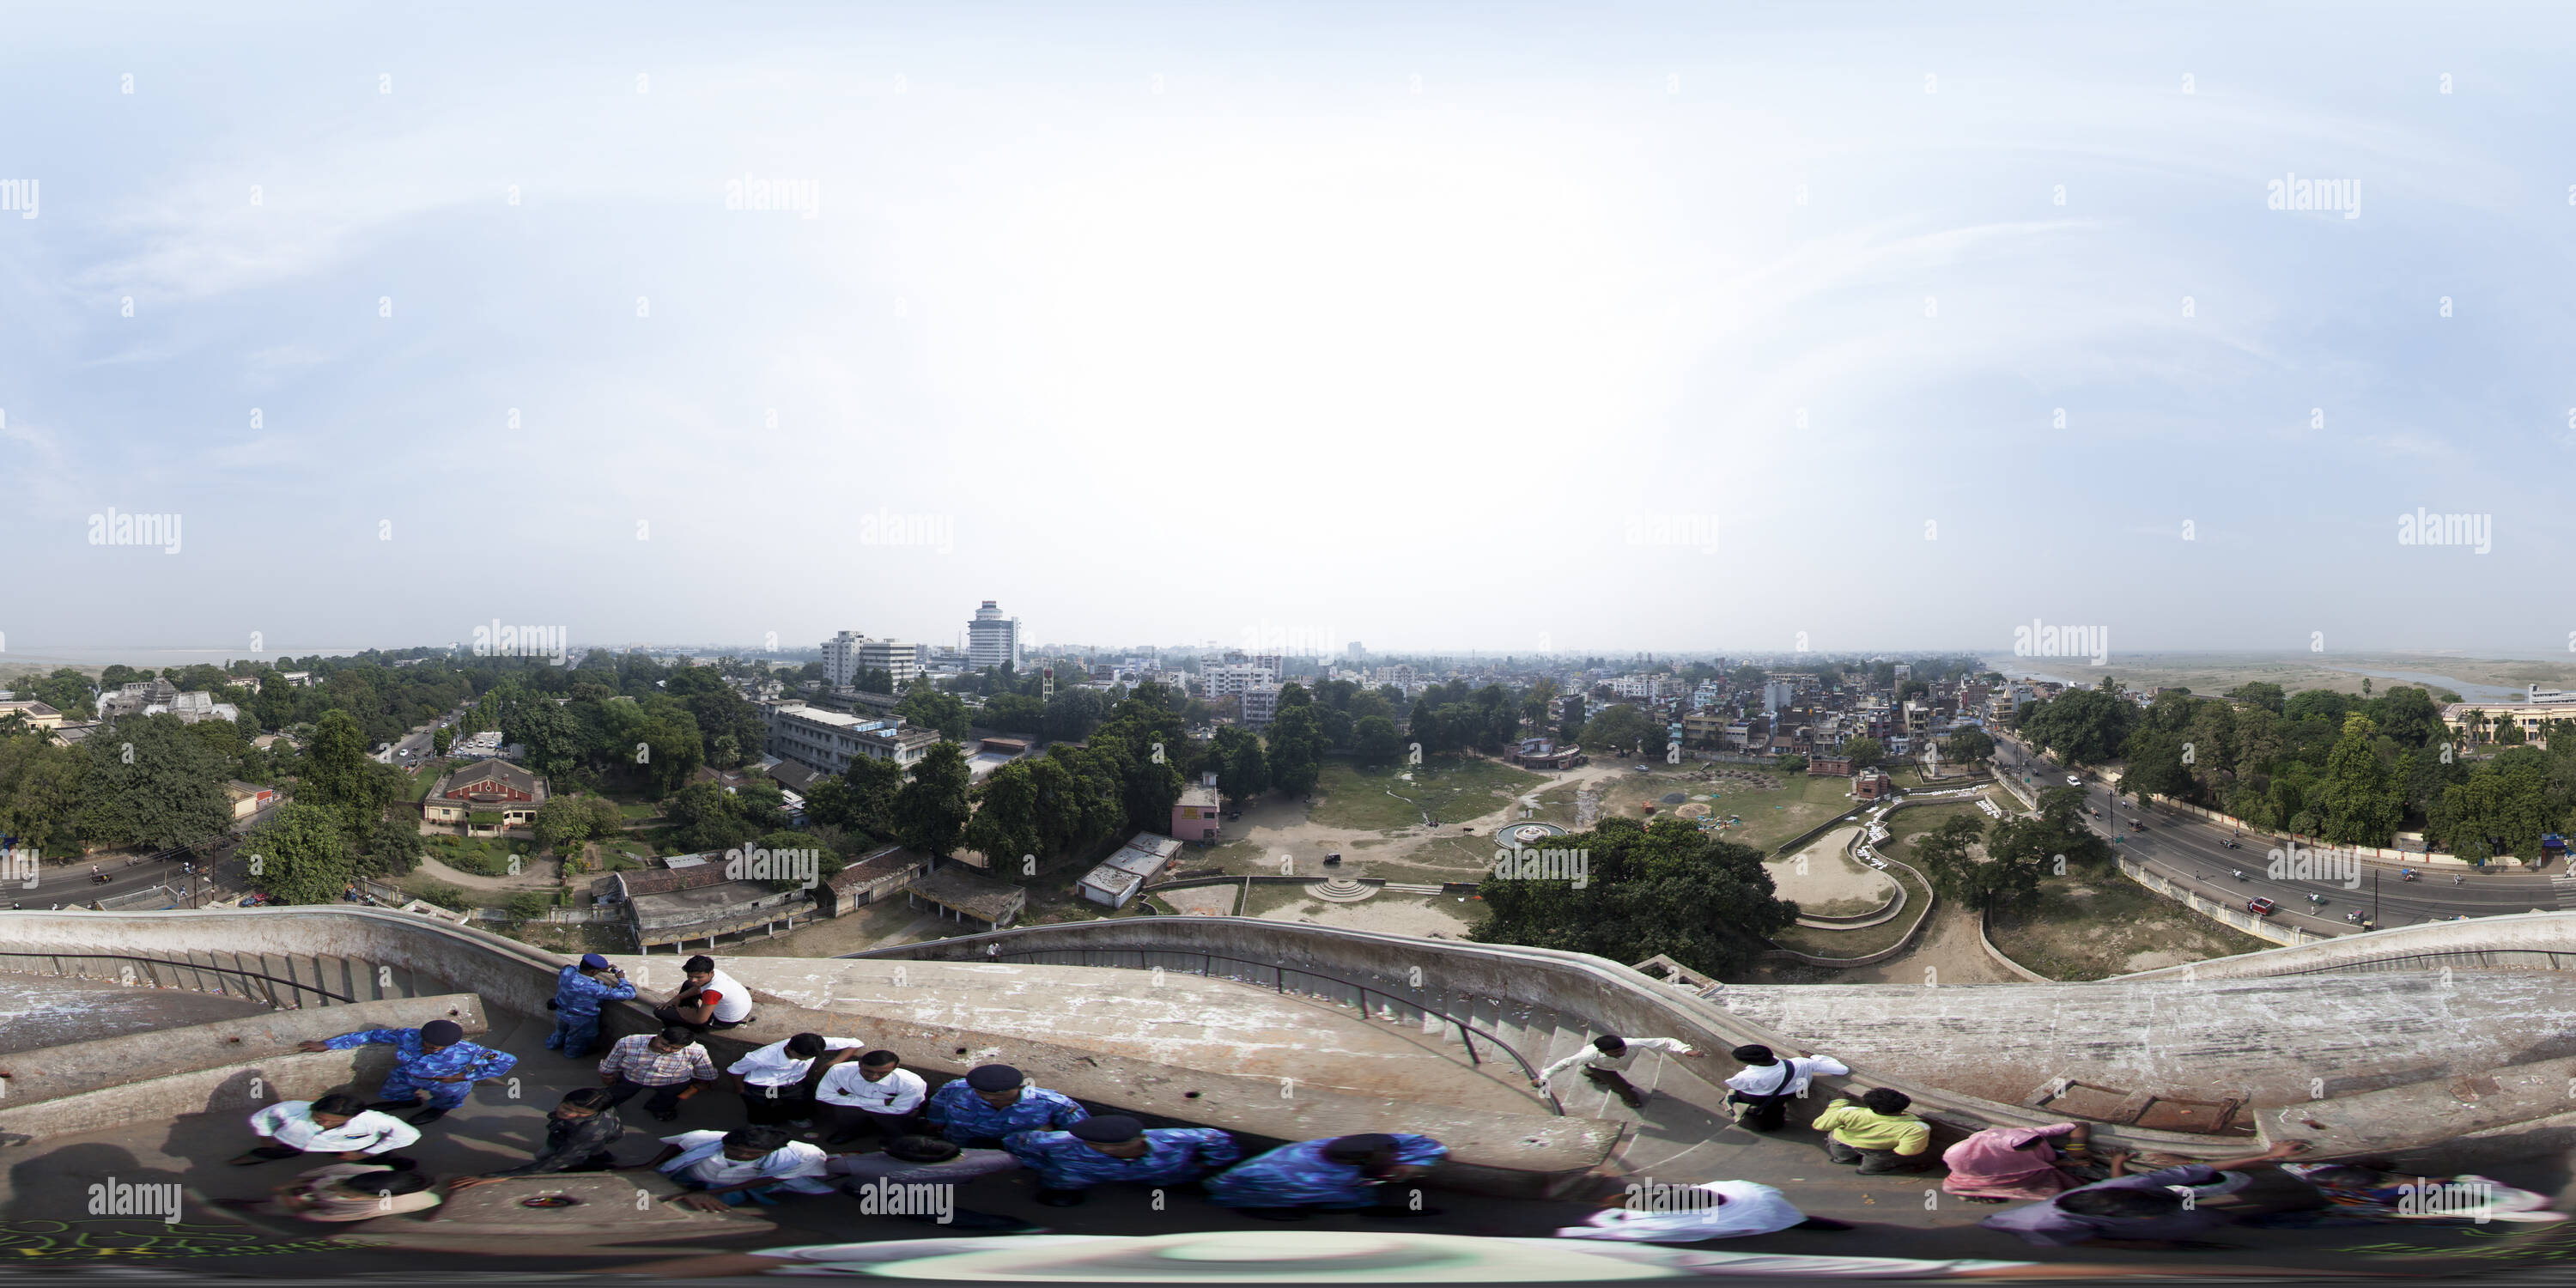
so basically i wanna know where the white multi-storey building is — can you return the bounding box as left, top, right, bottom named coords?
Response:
left=968, top=600, right=1023, bottom=671
left=1203, top=663, right=1279, bottom=698
left=822, top=631, right=866, bottom=689
left=764, top=702, right=942, bottom=775
left=860, top=639, right=919, bottom=688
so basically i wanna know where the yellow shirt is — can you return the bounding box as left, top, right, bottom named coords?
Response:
left=1812, top=1099, right=1929, bottom=1155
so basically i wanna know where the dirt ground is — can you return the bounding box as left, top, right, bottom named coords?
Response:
left=1159, top=884, right=1240, bottom=916
left=1244, top=885, right=1484, bottom=938
left=720, top=896, right=947, bottom=958
left=410, top=853, right=562, bottom=892
left=1767, top=827, right=1896, bottom=916
left=1987, top=871, right=2270, bottom=981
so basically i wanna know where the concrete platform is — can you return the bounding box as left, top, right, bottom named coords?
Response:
left=0, top=970, right=274, bottom=1054
left=1716, top=974, right=2576, bottom=1109
left=619, top=955, right=1550, bottom=1115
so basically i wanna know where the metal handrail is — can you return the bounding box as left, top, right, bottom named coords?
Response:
left=0, top=949, right=356, bottom=1007
left=961, top=942, right=1566, bottom=1115
left=2260, top=948, right=2574, bottom=976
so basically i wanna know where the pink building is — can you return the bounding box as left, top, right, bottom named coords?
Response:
left=1174, top=773, right=1222, bottom=843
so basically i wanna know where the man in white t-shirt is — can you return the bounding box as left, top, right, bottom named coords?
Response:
left=656, top=955, right=756, bottom=1031
left=814, top=1049, right=929, bottom=1145
left=635, top=1126, right=835, bottom=1212
left=728, top=1033, right=866, bottom=1127
left=1722, top=1043, right=1851, bottom=1133
left=232, top=1094, right=422, bottom=1170
left=1557, top=1179, right=1851, bottom=1242
left=1534, top=1034, right=1702, bottom=1109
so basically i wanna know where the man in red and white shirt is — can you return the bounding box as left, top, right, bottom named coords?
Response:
left=656, top=955, right=755, bottom=1031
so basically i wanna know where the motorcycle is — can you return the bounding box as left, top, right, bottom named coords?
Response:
left=2400, top=869, right=2419, bottom=883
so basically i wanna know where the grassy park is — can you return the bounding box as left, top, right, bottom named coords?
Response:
left=1309, top=756, right=1546, bottom=833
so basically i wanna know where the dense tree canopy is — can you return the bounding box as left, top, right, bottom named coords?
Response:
left=1471, top=817, right=1796, bottom=976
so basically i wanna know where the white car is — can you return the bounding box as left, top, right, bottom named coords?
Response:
left=2066, top=774, right=2082, bottom=787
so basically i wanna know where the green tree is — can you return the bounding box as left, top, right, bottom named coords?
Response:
left=1470, top=816, right=1795, bottom=976
left=1971, top=816, right=2063, bottom=914
left=0, top=732, right=88, bottom=859
left=432, top=726, right=454, bottom=756
left=2313, top=714, right=2403, bottom=846
left=1939, top=727, right=1996, bottom=766
left=1266, top=704, right=1326, bottom=795
left=1579, top=704, right=1659, bottom=758
left=962, top=760, right=1042, bottom=869
left=897, top=687, right=971, bottom=741
left=78, top=716, right=234, bottom=849
left=1207, top=726, right=1269, bottom=804
left=246, top=802, right=355, bottom=904
left=1842, top=737, right=1885, bottom=770
left=1352, top=715, right=1404, bottom=766
left=2020, top=690, right=2138, bottom=766
left=893, top=742, right=973, bottom=858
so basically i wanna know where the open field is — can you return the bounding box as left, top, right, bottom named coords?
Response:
left=1766, top=828, right=1893, bottom=917
left=1309, top=756, right=1546, bottom=833
left=1767, top=856, right=1930, bottom=959
left=1589, top=765, right=1861, bottom=854
left=1988, top=867, right=2271, bottom=980
left=1244, top=884, right=1482, bottom=938
left=1984, top=650, right=2576, bottom=703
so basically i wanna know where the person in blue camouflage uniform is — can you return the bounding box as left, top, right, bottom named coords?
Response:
left=923, top=1065, right=1087, bottom=1147
left=548, top=953, right=636, bottom=1059
left=1203, top=1132, right=1448, bottom=1220
left=300, top=1018, right=518, bottom=1125
left=1004, top=1115, right=1241, bottom=1206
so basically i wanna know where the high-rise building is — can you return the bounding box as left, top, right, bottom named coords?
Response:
left=822, top=630, right=866, bottom=688
left=860, top=639, right=919, bottom=688
left=968, top=600, right=1023, bottom=671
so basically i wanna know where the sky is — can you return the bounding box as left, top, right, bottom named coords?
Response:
left=3, top=2, right=2573, bottom=665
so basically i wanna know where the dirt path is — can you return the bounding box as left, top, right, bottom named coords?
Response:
left=1225, top=761, right=1629, bottom=872
left=1825, top=903, right=2020, bottom=985
left=411, top=854, right=562, bottom=891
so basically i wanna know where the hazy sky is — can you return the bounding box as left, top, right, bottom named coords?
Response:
left=4, top=3, right=2571, bottom=664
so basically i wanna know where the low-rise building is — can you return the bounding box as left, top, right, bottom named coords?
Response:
left=422, top=760, right=549, bottom=836
left=821, top=845, right=930, bottom=916
left=224, top=781, right=279, bottom=821
left=1854, top=769, right=1894, bottom=799
left=2442, top=688, right=2576, bottom=751
left=907, top=863, right=1025, bottom=930
left=0, top=699, right=64, bottom=731
left=1240, top=683, right=1283, bottom=728
left=1173, top=775, right=1222, bottom=843
left=765, top=701, right=942, bottom=775
left=1075, top=832, right=1184, bottom=909
left=606, top=860, right=818, bottom=953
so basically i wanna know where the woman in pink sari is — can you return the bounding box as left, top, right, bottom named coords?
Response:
left=1941, top=1121, right=2097, bottom=1203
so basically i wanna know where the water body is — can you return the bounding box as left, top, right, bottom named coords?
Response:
left=2312, top=667, right=2518, bottom=701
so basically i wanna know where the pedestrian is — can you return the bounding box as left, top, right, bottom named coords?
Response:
left=447, top=1088, right=629, bottom=1188
left=922, top=1064, right=1087, bottom=1148
left=1811, top=1088, right=1931, bottom=1174
left=299, top=1018, right=518, bottom=1127
left=1003, top=1115, right=1240, bottom=1206
left=654, top=955, right=755, bottom=1032
left=598, top=1026, right=720, bottom=1122
left=729, top=1032, right=865, bottom=1127
left=1941, top=1122, right=2100, bottom=1203
left=546, top=954, right=637, bottom=1060
left=633, top=1125, right=835, bottom=1211
left=230, top=1093, right=421, bottom=1170
left=1555, top=1179, right=1851, bottom=1242
left=1205, top=1133, right=1448, bottom=1221
left=823, top=1134, right=1035, bottom=1232
left=814, top=1049, right=928, bottom=1146
left=2246, top=1160, right=2567, bottom=1228
left=1980, top=1141, right=2310, bottom=1247
left=1722, top=1044, right=1849, bottom=1133
left=251, top=1163, right=443, bottom=1223
left=1535, top=1034, right=1701, bottom=1110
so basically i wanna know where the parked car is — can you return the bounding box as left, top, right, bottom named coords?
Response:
left=2066, top=774, right=2082, bottom=787
left=2246, top=896, right=2278, bottom=917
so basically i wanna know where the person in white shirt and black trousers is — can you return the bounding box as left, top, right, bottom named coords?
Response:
left=1534, top=1034, right=1702, bottom=1109
left=727, top=1033, right=866, bottom=1127
left=1722, top=1043, right=1850, bottom=1133
left=230, top=1093, right=422, bottom=1170
left=813, top=1049, right=929, bottom=1146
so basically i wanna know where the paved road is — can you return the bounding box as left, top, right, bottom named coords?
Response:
left=1991, top=738, right=2565, bottom=937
